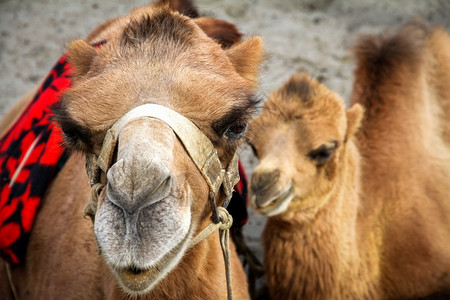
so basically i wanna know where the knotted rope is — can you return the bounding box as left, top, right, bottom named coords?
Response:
left=188, top=207, right=233, bottom=300
left=82, top=182, right=104, bottom=223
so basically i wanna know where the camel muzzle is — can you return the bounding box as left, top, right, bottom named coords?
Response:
left=84, top=103, right=239, bottom=299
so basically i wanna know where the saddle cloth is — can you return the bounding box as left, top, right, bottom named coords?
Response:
left=0, top=54, right=70, bottom=264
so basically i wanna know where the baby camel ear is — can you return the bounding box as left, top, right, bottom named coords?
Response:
left=345, top=103, right=364, bottom=141
left=67, top=40, right=98, bottom=77
left=225, top=36, right=264, bottom=86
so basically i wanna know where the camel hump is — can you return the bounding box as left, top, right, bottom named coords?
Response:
left=159, top=0, right=199, bottom=18
left=194, top=17, right=243, bottom=48
left=351, top=21, right=431, bottom=110
left=354, top=21, right=428, bottom=77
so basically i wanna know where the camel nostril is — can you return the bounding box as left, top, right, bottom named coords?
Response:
left=106, top=159, right=173, bottom=212
left=251, top=169, right=280, bottom=194
left=149, top=174, right=172, bottom=200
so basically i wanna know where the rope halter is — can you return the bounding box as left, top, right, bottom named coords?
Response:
left=84, top=103, right=240, bottom=300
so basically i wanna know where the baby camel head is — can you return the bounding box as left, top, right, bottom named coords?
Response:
left=54, top=4, right=263, bottom=296
left=247, top=74, right=362, bottom=218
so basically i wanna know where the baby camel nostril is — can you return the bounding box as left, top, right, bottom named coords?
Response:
left=251, top=169, right=280, bottom=194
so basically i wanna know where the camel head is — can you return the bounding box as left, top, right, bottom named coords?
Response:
left=53, top=3, right=264, bottom=295
left=247, top=74, right=362, bottom=219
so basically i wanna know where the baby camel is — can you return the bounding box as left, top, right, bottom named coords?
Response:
left=247, top=23, right=450, bottom=299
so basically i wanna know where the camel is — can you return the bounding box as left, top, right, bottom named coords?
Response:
left=0, top=0, right=264, bottom=298
left=247, top=23, right=450, bottom=299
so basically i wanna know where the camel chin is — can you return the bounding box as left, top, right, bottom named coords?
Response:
left=112, top=230, right=191, bottom=295
left=251, top=183, right=295, bottom=217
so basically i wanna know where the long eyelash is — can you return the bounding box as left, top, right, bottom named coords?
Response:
left=224, top=120, right=247, bottom=139
left=308, top=141, right=338, bottom=164
left=52, top=102, right=94, bottom=152
left=212, top=94, right=264, bottom=136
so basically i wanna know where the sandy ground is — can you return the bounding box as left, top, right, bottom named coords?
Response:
left=1, top=0, right=449, bottom=292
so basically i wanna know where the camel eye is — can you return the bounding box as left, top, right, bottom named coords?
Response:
left=53, top=103, right=94, bottom=152
left=308, top=141, right=338, bottom=166
left=62, top=127, right=79, bottom=146
left=224, top=120, right=247, bottom=140
left=60, top=125, right=87, bottom=151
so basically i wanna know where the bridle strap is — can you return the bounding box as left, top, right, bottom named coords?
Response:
left=84, top=104, right=240, bottom=299
left=94, top=104, right=239, bottom=199
left=85, top=104, right=240, bottom=222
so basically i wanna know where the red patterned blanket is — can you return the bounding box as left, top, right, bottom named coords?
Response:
left=0, top=55, right=71, bottom=264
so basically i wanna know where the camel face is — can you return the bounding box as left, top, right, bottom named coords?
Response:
left=248, top=74, right=349, bottom=217
left=54, top=7, right=263, bottom=295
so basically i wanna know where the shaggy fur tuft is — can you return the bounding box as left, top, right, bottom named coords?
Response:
left=120, top=10, right=195, bottom=48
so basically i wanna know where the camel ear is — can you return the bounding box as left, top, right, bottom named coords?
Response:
left=225, top=36, right=264, bottom=86
left=194, top=17, right=242, bottom=48
left=68, top=40, right=97, bottom=77
left=345, top=104, right=364, bottom=141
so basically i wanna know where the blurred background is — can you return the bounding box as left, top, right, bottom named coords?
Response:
left=1, top=0, right=449, bottom=283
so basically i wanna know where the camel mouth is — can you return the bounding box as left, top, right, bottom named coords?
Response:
left=126, top=265, right=148, bottom=276
left=116, top=266, right=156, bottom=293
left=253, top=183, right=295, bottom=217
left=110, top=222, right=193, bottom=295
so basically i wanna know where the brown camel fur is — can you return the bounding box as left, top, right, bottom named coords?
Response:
left=0, top=0, right=264, bottom=299
left=247, top=23, right=450, bottom=299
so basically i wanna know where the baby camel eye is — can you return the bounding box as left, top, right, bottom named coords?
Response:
left=224, top=120, right=247, bottom=140
left=308, top=141, right=338, bottom=166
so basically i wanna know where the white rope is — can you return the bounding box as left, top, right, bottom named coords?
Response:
left=5, top=260, right=18, bottom=300
left=188, top=207, right=234, bottom=300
